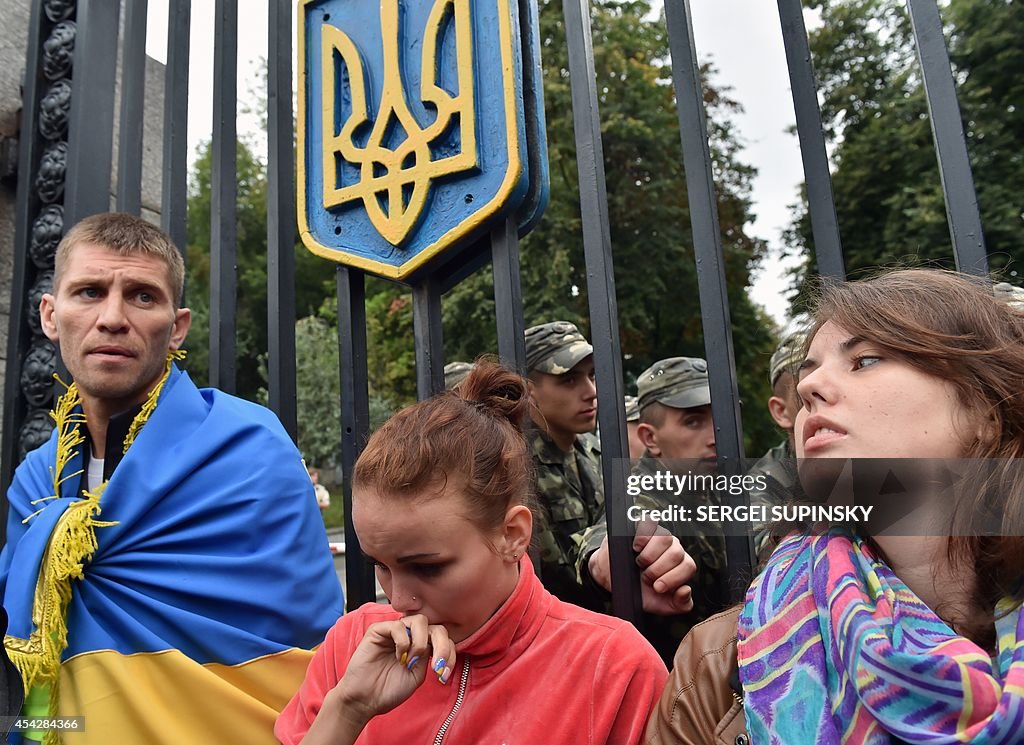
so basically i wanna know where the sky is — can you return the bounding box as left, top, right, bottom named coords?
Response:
left=144, top=0, right=820, bottom=327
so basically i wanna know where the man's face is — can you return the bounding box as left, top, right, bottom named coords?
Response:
left=641, top=404, right=716, bottom=465
left=40, top=242, right=191, bottom=416
left=528, top=355, right=598, bottom=439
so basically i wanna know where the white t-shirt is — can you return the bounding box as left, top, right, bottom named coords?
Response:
left=87, top=455, right=105, bottom=492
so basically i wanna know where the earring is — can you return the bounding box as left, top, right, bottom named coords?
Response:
left=512, top=552, right=519, bottom=561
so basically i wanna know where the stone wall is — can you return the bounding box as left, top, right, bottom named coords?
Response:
left=0, top=0, right=32, bottom=448
left=0, top=0, right=165, bottom=455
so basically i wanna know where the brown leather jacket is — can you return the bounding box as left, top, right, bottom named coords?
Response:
left=644, top=606, right=751, bottom=745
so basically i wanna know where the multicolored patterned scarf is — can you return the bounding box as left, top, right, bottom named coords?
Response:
left=737, top=529, right=1024, bottom=744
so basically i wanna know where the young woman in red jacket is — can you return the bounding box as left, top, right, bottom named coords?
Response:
left=276, top=360, right=667, bottom=745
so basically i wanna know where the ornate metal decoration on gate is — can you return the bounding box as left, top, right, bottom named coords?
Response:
left=298, top=0, right=535, bottom=280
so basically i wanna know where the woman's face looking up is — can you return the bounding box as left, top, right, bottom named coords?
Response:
left=795, top=321, right=971, bottom=462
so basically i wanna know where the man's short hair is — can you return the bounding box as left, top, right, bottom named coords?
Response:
left=55, top=213, right=186, bottom=307
left=638, top=400, right=669, bottom=428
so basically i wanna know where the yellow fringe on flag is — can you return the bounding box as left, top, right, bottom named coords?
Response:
left=124, top=349, right=186, bottom=453
left=4, top=350, right=187, bottom=743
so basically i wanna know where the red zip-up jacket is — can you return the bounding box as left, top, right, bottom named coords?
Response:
left=276, top=559, right=667, bottom=744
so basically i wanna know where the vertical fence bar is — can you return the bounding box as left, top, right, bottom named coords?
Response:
left=162, top=0, right=191, bottom=261
left=491, top=218, right=526, bottom=376
left=1, top=0, right=48, bottom=511
left=663, top=0, right=753, bottom=600
left=267, top=0, right=297, bottom=439
left=776, top=0, right=845, bottom=280
left=115, top=0, right=149, bottom=215
left=413, top=279, right=445, bottom=399
left=63, top=0, right=121, bottom=226
left=906, top=0, right=988, bottom=276
left=561, top=0, right=642, bottom=625
left=209, top=0, right=238, bottom=392
left=337, top=267, right=376, bottom=609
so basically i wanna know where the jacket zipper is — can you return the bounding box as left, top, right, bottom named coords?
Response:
left=433, top=659, right=470, bottom=744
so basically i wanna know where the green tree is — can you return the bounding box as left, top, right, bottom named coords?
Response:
left=184, top=138, right=336, bottom=399
left=288, top=310, right=400, bottom=529
left=785, top=0, right=1023, bottom=294
left=293, top=315, right=341, bottom=469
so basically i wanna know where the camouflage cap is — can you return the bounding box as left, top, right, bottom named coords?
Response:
left=769, top=327, right=809, bottom=387
left=444, top=361, right=473, bottom=390
left=993, top=282, right=1024, bottom=311
left=624, top=395, right=640, bottom=422
left=524, top=321, right=593, bottom=374
left=637, top=357, right=711, bottom=412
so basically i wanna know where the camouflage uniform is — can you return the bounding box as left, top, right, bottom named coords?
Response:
left=747, top=439, right=797, bottom=561
left=576, top=357, right=730, bottom=663
left=524, top=321, right=606, bottom=609
left=528, top=426, right=606, bottom=609
left=576, top=453, right=729, bottom=663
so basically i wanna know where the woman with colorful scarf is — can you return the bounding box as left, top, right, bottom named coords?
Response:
left=646, top=269, right=1024, bottom=745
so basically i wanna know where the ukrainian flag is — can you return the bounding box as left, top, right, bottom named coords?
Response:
left=1, top=368, right=343, bottom=743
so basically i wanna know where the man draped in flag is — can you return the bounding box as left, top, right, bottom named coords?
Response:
left=0, top=213, right=343, bottom=743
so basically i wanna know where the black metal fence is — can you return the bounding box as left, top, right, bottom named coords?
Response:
left=2, top=0, right=989, bottom=626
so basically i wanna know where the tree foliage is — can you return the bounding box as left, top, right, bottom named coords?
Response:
left=785, top=0, right=1023, bottom=295
left=293, top=315, right=341, bottom=469
left=183, top=138, right=336, bottom=398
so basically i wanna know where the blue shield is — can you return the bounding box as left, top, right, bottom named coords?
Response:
left=298, top=0, right=531, bottom=280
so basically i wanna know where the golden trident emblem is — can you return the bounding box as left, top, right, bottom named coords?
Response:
left=321, top=0, right=478, bottom=246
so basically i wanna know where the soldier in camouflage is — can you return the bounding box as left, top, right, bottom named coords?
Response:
left=525, top=324, right=697, bottom=620
left=747, top=326, right=806, bottom=560
left=577, top=357, right=729, bottom=663
left=524, top=321, right=606, bottom=609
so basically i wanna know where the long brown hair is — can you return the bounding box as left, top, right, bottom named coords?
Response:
left=353, top=359, right=535, bottom=534
left=807, top=269, right=1024, bottom=625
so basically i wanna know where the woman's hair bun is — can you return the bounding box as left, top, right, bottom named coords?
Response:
left=457, top=358, right=530, bottom=428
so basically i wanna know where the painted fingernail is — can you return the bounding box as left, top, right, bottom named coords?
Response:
left=438, top=666, right=452, bottom=684
left=406, top=655, right=421, bottom=671
left=399, top=652, right=408, bottom=665
left=432, top=657, right=447, bottom=674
